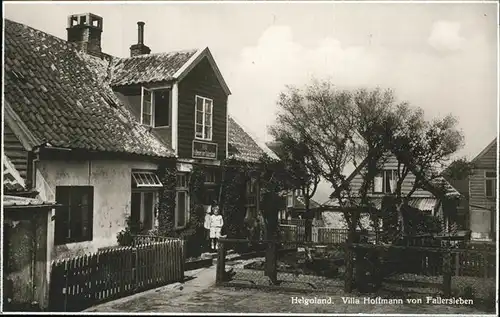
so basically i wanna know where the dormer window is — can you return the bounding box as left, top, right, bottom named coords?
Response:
left=195, top=95, right=213, bottom=141
left=141, top=87, right=170, bottom=127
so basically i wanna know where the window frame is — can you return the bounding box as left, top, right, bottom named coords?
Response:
left=485, top=170, right=496, bottom=198
left=372, top=169, right=397, bottom=194
left=175, top=172, right=190, bottom=229
left=140, top=86, right=171, bottom=128
left=204, top=170, right=216, bottom=184
left=194, top=95, right=214, bottom=141
left=132, top=170, right=163, bottom=188
left=55, top=186, right=94, bottom=245
left=286, top=190, right=294, bottom=208
left=131, top=190, right=157, bottom=231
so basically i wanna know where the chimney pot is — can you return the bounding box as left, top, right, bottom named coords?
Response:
left=137, top=21, right=145, bottom=45
left=66, top=13, right=103, bottom=55
left=130, top=21, right=151, bottom=57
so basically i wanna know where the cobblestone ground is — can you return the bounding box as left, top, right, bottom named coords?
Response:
left=84, top=265, right=493, bottom=314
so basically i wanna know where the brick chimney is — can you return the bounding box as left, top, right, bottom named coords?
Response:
left=67, top=13, right=103, bottom=55
left=130, top=21, right=151, bottom=57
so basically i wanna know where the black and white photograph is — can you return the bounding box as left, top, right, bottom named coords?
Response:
left=1, top=1, right=498, bottom=315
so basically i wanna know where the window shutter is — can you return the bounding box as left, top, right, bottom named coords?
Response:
left=83, top=186, right=94, bottom=241
left=55, top=187, right=70, bottom=245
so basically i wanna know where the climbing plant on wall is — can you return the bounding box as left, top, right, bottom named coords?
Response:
left=157, top=159, right=177, bottom=236
left=220, top=158, right=251, bottom=240
left=187, top=165, right=206, bottom=229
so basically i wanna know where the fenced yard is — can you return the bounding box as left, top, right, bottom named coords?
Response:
left=48, top=238, right=185, bottom=312
left=216, top=235, right=497, bottom=312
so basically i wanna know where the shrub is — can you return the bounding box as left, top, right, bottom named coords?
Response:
left=485, top=290, right=496, bottom=311
left=459, top=285, right=476, bottom=300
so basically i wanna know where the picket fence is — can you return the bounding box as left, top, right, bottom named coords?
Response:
left=48, top=239, right=184, bottom=312
left=279, top=225, right=348, bottom=244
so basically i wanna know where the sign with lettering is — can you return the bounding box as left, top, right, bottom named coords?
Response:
left=192, top=140, right=218, bottom=160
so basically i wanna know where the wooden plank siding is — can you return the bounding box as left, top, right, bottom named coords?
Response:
left=3, top=122, right=29, bottom=180
left=177, top=57, right=228, bottom=161
left=469, top=139, right=497, bottom=240
left=349, top=155, right=433, bottom=197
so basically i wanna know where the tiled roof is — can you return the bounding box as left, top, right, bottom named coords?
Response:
left=428, top=176, right=461, bottom=198
left=3, top=154, right=26, bottom=193
left=110, top=49, right=198, bottom=87
left=294, top=196, right=321, bottom=210
left=4, top=19, right=174, bottom=158
left=228, top=116, right=267, bottom=163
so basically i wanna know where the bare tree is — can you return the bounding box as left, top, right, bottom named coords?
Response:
left=274, top=80, right=363, bottom=291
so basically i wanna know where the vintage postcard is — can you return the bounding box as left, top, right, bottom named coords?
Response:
left=1, top=1, right=498, bottom=315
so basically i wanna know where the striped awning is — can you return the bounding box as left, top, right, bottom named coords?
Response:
left=132, top=171, right=163, bottom=188
left=323, top=197, right=439, bottom=213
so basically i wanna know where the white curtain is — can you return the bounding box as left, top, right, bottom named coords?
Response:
left=374, top=176, right=383, bottom=192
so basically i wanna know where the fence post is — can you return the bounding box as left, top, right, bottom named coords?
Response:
left=265, top=240, right=278, bottom=284
left=442, top=249, right=452, bottom=297
left=215, top=239, right=227, bottom=285
left=483, top=251, right=488, bottom=278
left=344, top=242, right=354, bottom=293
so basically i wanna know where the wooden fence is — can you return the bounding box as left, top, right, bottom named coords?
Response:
left=132, top=234, right=175, bottom=246
left=314, top=227, right=349, bottom=244
left=48, top=239, right=184, bottom=312
left=279, top=225, right=349, bottom=244
left=351, top=242, right=496, bottom=295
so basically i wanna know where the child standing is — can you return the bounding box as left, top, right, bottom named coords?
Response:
left=209, top=202, right=224, bottom=251
left=203, top=205, right=212, bottom=252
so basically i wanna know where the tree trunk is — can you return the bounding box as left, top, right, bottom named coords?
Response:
left=344, top=228, right=355, bottom=293
left=304, top=197, right=312, bottom=242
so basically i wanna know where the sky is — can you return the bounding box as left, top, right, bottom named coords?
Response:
left=4, top=2, right=499, bottom=203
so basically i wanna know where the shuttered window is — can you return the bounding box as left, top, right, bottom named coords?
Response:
left=55, top=186, right=94, bottom=245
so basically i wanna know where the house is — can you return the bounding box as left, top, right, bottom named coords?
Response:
left=3, top=13, right=273, bottom=265
left=3, top=154, right=58, bottom=310
left=282, top=189, right=322, bottom=223
left=468, top=138, right=497, bottom=242
left=321, top=154, right=462, bottom=235
left=442, top=166, right=470, bottom=232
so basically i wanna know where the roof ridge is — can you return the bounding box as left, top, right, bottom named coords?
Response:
left=5, top=18, right=78, bottom=49
left=228, top=114, right=279, bottom=160
left=117, top=48, right=200, bottom=60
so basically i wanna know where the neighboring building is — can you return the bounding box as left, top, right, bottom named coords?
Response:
left=322, top=154, right=461, bottom=233
left=283, top=189, right=322, bottom=222
left=468, top=138, right=497, bottom=241
left=3, top=14, right=272, bottom=263
left=442, top=167, right=470, bottom=232
left=3, top=154, right=57, bottom=310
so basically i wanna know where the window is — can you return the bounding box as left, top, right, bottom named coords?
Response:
left=287, top=191, right=294, bottom=207
left=176, top=173, right=190, bottom=228
left=131, top=191, right=156, bottom=231
left=245, top=177, right=258, bottom=221
left=485, top=171, right=496, bottom=198
left=195, top=96, right=213, bottom=140
left=141, top=87, right=170, bottom=127
left=373, top=170, right=397, bottom=193
left=55, top=186, right=94, bottom=244
left=204, top=170, right=216, bottom=184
